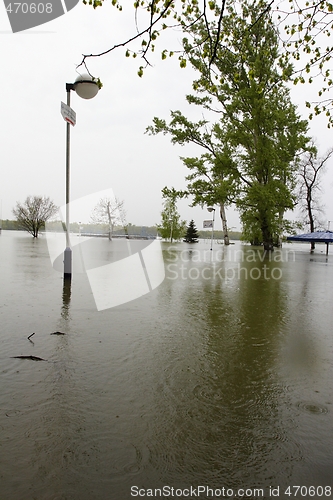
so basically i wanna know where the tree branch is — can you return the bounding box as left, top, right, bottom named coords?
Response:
left=78, top=0, right=174, bottom=71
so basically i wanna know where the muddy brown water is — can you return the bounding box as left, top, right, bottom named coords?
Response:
left=0, top=231, right=332, bottom=499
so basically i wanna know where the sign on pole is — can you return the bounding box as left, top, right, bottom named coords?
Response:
left=203, top=220, right=213, bottom=228
left=61, top=101, right=76, bottom=126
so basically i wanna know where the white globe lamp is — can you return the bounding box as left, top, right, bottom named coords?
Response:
left=74, top=73, right=99, bottom=100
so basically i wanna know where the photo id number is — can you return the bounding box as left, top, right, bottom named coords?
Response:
left=6, top=3, right=53, bottom=14
left=285, top=485, right=332, bottom=497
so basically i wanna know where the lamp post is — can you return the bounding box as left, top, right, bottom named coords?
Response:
left=62, top=74, right=100, bottom=280
left=207, top=207, right=215, bottom=250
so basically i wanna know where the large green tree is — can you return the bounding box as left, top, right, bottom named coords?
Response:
left=148, top=0, right=310, bottom=250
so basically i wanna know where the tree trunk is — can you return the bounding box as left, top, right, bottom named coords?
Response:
left=308, top=199, right=315, bottom=251
left=262, top=219, right=274, bottom=252
left=219, top=203, right=229, bottom=245
left=276, top=209, right=284, bottom=248
left=107, top=203, right=113, bottom=241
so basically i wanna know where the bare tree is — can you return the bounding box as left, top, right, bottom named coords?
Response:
left=297, top=144, right=333, bottom=249
left=12, top=196, right=58, bottom=238
left=91, top=197, right=126, bottom=240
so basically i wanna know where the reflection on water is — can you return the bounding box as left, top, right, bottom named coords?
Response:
left=61, top=279, right=71, bottom=320
left=147, top=255, right=297, bottom=489
left=0, top=232, right=332, bottom=499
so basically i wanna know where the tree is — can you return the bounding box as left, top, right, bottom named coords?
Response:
left=91, top=196, right=126, bottom=240
left=297, top=143, right=333, bottom=248
left=147, top=114, right=235, bottom=245
left=148, top=0, right=310, bottom=251
left=12, top=196, right=58, bottom=238
left=183, top=219, right=199, bottom=242
left=158, top=187, right=186, bottom=241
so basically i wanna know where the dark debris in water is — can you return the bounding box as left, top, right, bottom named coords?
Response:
left=50, top=331, right=66, bottom=335
left=11, top=356, right=46, bottom=362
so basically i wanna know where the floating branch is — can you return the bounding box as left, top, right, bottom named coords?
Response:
left=11, top=356, right=46, bottom=361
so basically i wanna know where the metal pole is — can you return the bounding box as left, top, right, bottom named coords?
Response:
left=64, top=85, right=72, bottom=279
left=210, top=209, right=215, bottom=251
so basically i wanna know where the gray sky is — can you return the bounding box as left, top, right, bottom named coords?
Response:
left=1, top=2, right=332, bottom=232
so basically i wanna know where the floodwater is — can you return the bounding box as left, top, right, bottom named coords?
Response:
left=0, top=230, right=332, bottom=500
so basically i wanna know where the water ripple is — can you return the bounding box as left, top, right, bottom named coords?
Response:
left=296, top=401, right=329, bottom=415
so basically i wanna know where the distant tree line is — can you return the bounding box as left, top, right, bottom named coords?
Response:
left=1, top=219, right=19, bottom=230
left=2, top=216, right=242, bottom=240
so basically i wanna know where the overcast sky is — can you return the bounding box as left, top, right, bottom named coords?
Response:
left=1, top=2, right=332, bottom=233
